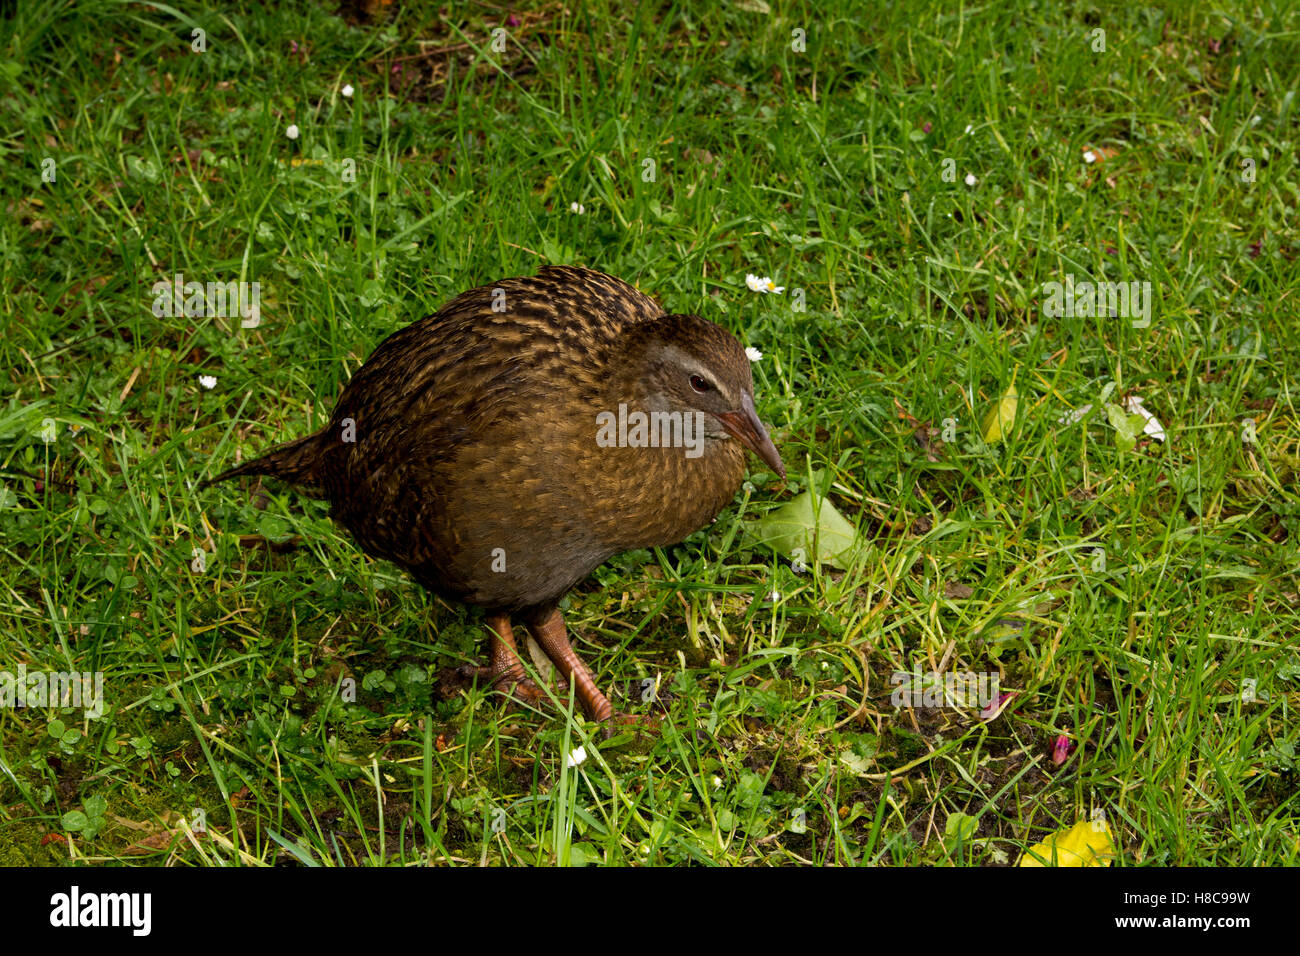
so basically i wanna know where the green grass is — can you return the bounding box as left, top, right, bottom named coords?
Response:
left=1, top=0, right=1298, bottom=866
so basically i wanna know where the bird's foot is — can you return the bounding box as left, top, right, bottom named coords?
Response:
left=455, top=662, right=551, bottom=710
left=527, top=608, right=615, bottom=723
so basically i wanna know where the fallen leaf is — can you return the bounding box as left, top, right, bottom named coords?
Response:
left=1082, top=144, right=1119, bottom=164
left=1019, top=818, right=1116, bottom=866
left=1057, top=404, right=1093, bottom=426
left=1123, top=395, right=1166, bottom=441
left=749, top=488, right=862, bottom=570
left=981, top=375, right=1019, bottom=443
left=122, top=830, right=181, bottom=855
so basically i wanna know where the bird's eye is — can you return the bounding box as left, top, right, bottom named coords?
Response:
left=689, top=374, right=711, bottom=393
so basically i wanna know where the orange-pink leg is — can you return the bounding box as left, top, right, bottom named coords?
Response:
left=471, top=612, right=546, bottom=706
left=527, top=607, right=613, bottom=722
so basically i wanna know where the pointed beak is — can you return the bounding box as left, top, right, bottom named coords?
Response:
left=718, top=392, right=785, bottom=480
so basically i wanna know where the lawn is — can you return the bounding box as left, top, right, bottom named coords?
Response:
left=1, top=0, right=1297, bottom=866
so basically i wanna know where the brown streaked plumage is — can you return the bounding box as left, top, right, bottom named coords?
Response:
left=206, top=265, right=784, bottom=721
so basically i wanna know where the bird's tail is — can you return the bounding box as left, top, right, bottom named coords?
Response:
left=203, top=432, right=326, bottom=492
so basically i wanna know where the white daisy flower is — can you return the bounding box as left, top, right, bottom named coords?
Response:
left=745, top=346, right=763, bottom=361
left=199, top=375, right=217, bottom=390
left=964, top=173, right=977, bottom=186
left=341, top=84, right=354, bottom=98
left=746, top=274, right=784, bottom=294
left=1083, top=150, right=1097, bottom=164
left=285, top=124, right=300, bottom=140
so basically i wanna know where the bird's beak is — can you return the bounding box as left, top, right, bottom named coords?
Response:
left=718, top=392, right=786, bottom=480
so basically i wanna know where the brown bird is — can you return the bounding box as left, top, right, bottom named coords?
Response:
left=206, top=266, right=784, bottom=721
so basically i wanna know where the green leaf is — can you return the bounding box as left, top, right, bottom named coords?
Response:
left=748, top=488, right=861, bottom=570
left=839, top=748, right=873, bottom=774
left=566, top=843, right=597, bottom=866
left=1105, top=402, right=1144, bottom=451
left=945, top=811, right=979, bottom=844
left=359, top=280, right=386, bottom=308
left=257, top=514, right=291, bottom=542
left=736, top=772, right=765, bottom=809
left=266, top=828, right=321, bottom=867
left=61, top=810, right=89, bottom=832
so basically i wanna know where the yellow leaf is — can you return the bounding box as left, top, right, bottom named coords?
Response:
left=1019, top=818, right=1116, bottom=867
left=981, top=377, right=1018, bottom=443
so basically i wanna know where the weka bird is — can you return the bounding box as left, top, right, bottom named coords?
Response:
left=207, top=266, right=784, bottom=721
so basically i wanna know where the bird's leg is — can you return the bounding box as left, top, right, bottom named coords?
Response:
left=527, top=607, right=613, bottom=722
left=472, top=612, right=546, bottom=706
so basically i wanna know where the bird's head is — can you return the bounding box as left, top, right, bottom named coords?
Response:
left=615, top=313, right=785, bottom=479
